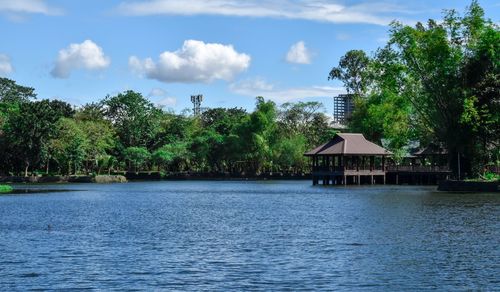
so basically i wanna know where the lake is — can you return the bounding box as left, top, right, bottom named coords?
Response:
left=0, top=181, right=498, bottom=290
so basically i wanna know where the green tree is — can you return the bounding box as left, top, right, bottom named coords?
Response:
left=123, top=146, right=150, bottom=172
left=234, top=97, right=277, bottom=174
left=273, top=134, right=308, bottom=173
left=103, top=91, right=162, bottom=149
left=389, top=0, right=499, bottom=175
left=328, top=50, right=371, bottom=96
left=0, top=77, right=36, bottom=103
left=3, top=99, right=72, bottom=176
left=151, top=149, right=174, bottom=171
left=277, top=101, right=332, bottom=148
left=50, top=118, right=88, bottom=175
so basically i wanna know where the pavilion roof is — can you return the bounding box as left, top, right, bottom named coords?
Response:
left=304, top=133, right=392, bottom=156
left=413, top=143, right=448, bottom=156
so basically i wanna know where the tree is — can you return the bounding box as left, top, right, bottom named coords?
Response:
left=123, top=147, right=150, bottom=172
left=328, top=50, right=371, bottom=96
left=277, top=101, right=332, bottom=148
left=0, top=77, right=36, bottom=103
left=389, top=0, right=499, bottom=175
left=80, top=120, right=116, bottom=174
left=151, top=149, right=174, bottom=171
left=103, top=91, right=162, bottom=149
left=348, top=47, right=415, bottom=150
left=273, top=134, right=308, bottom=173
left=234, top=97, right=277, bottom=174
left=50, top=118, right=88, bottom=175
left=3, top=99, right=72, bottom=176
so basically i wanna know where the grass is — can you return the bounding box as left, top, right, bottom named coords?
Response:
left=0, top=184, right=13, bottom=194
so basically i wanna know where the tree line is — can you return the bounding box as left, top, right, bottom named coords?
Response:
left=329, top=1, right=499, bottom=176
left=0, top=79, right=334, bottom=177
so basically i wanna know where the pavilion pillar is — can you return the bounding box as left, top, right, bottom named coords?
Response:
left=370, top=156, right=374, bottom=172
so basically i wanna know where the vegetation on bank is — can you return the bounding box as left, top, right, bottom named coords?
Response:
left=0, top=184, right=13, bottom=193
left=0, top=81, right=334, bottom=177
left=329, top=1, right=499, bottom=177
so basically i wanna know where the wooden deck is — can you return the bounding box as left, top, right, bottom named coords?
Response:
left=311, top=165, right=452, bottom=186
left=311, top=166, right=386, bottom=185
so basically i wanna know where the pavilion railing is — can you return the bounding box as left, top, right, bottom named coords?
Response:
left=312, top=166, right=385, bottom=172
left=386, top=165, right=451, bottom=172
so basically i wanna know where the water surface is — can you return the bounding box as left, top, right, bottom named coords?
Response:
left=0, top=181, right=498, bottom=290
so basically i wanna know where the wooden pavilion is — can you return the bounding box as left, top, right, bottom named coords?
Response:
left=304, top=133, right=392, bottom=185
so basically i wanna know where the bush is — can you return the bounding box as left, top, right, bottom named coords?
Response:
left=482, top=172, right=500, bottom=182
left=0, top=184, right=13, bottom=193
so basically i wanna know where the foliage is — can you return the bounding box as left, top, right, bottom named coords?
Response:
left=1, top=99, right=73, bottom=176
left=123, top=147, right=150, bottom=172
left=0, top=184, right=13, bottom=193
left=50, top=118, right=88, bottom=175
left=102, top=90, right=162, bottom=149
left=330, top=1, right=499, bottom=177
left=480, top=172, right=500, bottom=182
left=328, top=50, right=370, bottom=96
left=0, top=77, right=36, bottom=103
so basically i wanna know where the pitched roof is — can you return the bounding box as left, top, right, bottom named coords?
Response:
left=413, top=143, right=448, bottom=156
left=304, top=133, right=392, bottom=156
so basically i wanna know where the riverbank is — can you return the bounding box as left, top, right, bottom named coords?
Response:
left=0, top=172, right=310, bottom=183
left=0, top=175, right=127, bottom=184
left=438, top=180, right=500, bottom=192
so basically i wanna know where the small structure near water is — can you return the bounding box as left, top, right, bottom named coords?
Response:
left=305, top=133, right=391, bottom=185
left=305, top=133, right=453, bottom=186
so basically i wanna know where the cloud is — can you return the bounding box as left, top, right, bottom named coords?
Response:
left=336, top=33, right=351, bottom=41
left=129, top=40, right=250, bottom=83
left=51, top=40, right=111, bottom=78
left=0, top=0, right=62, bottom=15
left=0, top=54, right=13, bottom=76
left=117, top=0, right=416, bottom=25
left=286, top=41, right=311, bottom=64
left=148, top=88, right=177, bottom=107
left=230, top=78, right=345, bottom=103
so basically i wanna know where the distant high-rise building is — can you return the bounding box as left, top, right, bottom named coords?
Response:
left=191, top=94, right=203, bottom=116
left=333, top=94, right=354, bottom=125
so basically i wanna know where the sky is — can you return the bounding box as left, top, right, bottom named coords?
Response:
left=0, top=0, right=498, bottom=114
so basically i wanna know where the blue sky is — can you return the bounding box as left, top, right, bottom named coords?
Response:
left=0, top=0, right=498, bottom=114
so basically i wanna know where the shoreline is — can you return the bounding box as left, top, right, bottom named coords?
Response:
left=0, top=172, right=311, bottom=184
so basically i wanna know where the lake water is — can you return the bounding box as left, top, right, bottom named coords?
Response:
left=0, top=181, right=498, bottom=290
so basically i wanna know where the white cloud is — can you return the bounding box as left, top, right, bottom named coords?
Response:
left=129, top=40, right=250, bottom=83
left=117, top=0, right=415, bottom=25
left=286, top=41, right=311, bottom=64
left=0, top=54, right=13, bottom=76
left=51, top=40, right=111, bottom=78
left=230, top=78, right=345, bottom=103
left=148, top=88, right=177, bottom=107
left=336, top=33, right=351, bottom=41
left=0, top=0, right=62, bottom=15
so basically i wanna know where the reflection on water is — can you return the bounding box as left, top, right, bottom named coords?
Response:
left=0, top=181, right=498, bottom=290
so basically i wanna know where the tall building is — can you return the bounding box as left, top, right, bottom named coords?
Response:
left=333, top=94, right=354, bottom=126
